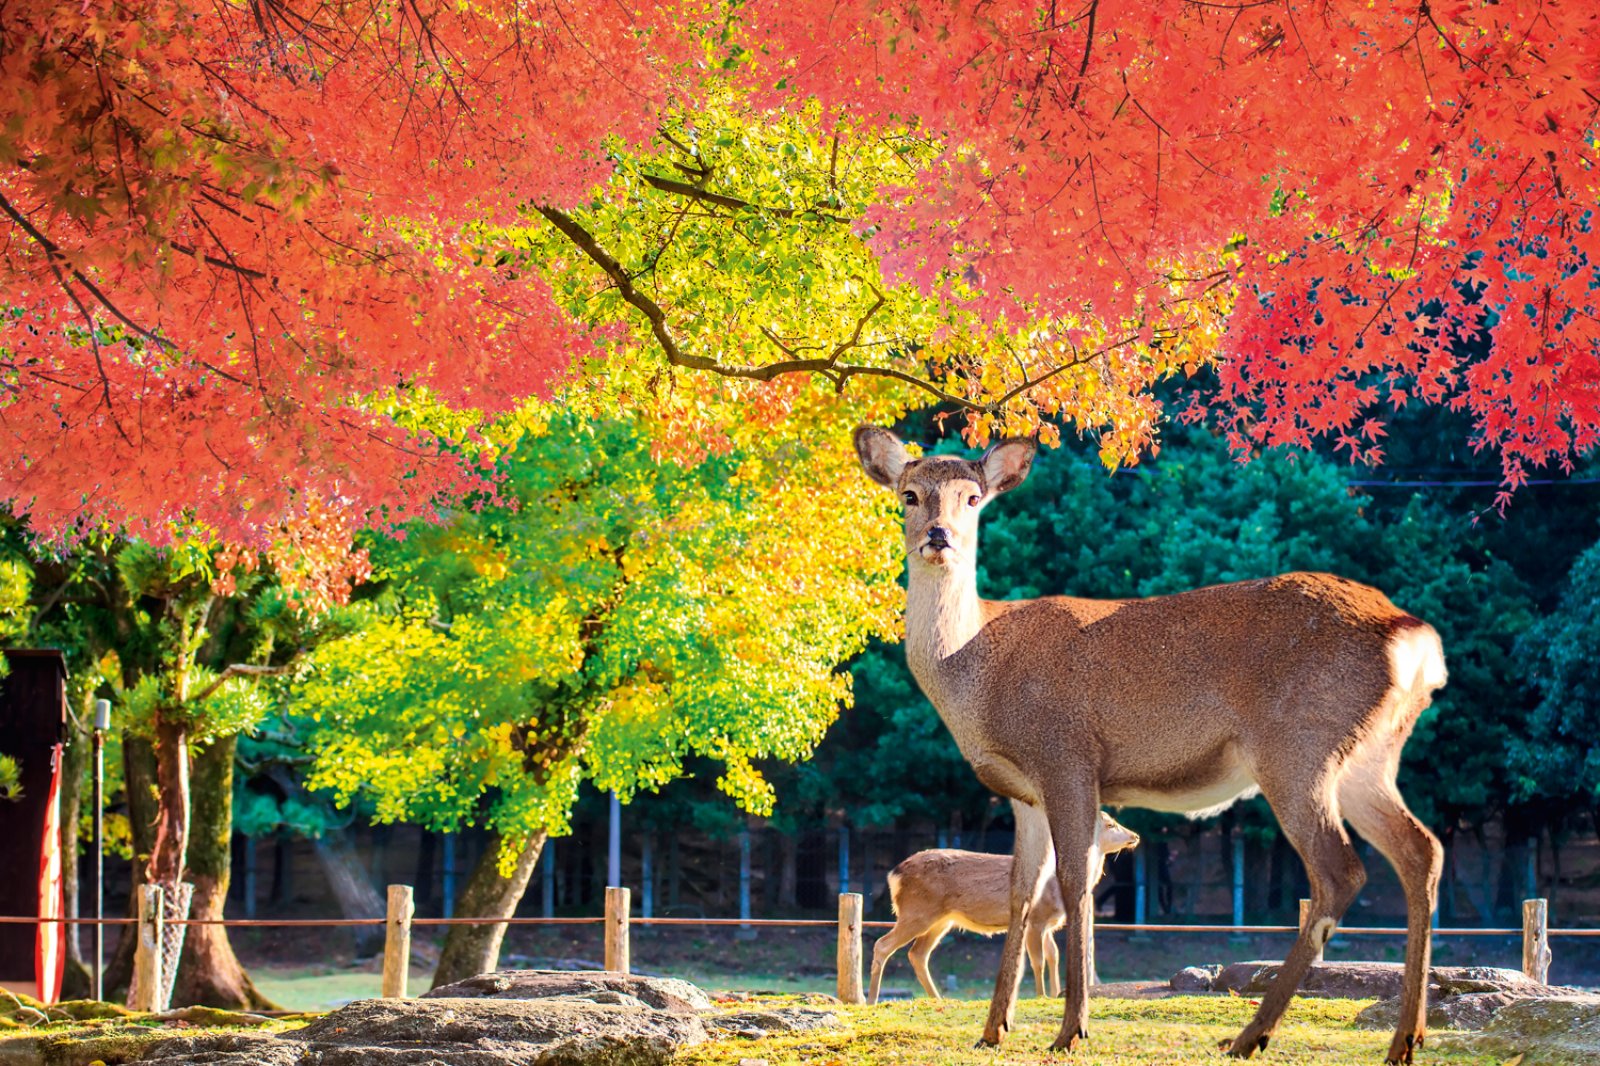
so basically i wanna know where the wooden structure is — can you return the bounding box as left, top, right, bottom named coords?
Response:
left=0, top=650, right=67, bottom=1000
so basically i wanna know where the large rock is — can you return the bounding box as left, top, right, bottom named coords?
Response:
left=1212, top=961, right=1541, bottom=1001
left=706, top=1008, right=845, bottom=1038
left=137, top=997, right=710, bottom=1066
left=424, top=971, right=714, bottom=1012
left=1354, top=990, right=1528, bottom=1032
left=1169, top=966, right=1220, bottom=993
left=1442, top=995, right=1600, bottom=1065
left=1357, top=976, right=1600, bottom=1034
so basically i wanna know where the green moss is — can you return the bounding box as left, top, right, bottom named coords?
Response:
left=43, top=1003, right=132, bottom=1023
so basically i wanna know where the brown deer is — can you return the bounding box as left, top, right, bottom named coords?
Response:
left=868, top=808, right=1139, bottom=1004
left=853, top=427, right=1447, bottom=1064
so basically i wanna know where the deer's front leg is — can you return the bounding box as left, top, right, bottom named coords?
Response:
left=1046, top=788, right=1102, bottom=1053
left=978, top=800, right=1052, bottom=1047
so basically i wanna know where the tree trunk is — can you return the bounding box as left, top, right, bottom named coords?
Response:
left=777, top=833, right=798, bottom=910
left=171, top=736, right=278, bottom=1009
left=57, top=692, right=93, bottom=999
left=313, top=835, right=386, bottom=955
left=147, top=712, right=190, bottom=886
left=430, top=831, right=546, bottom=989
left=105, top=733, right=159, bottom=998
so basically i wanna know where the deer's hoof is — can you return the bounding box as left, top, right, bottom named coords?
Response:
left=1384, top=1032, right=1418, bottom=1065
left=1221, top=1033, right=1269, bottom=1059
left=974, top=1036, right=1002, bottom=1050
left=1049, top=1028, right=1087, bottom=1052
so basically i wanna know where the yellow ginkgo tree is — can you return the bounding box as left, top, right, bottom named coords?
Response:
left=294, top=396, right=905, bottom=985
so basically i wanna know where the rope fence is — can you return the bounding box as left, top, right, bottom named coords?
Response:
left=4, top=889, right=1581, bottom=1007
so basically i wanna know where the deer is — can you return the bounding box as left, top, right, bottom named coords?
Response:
left=852, top=427, right=1447, bottom=1065
left=868, top=808, right=1139, bottom=1005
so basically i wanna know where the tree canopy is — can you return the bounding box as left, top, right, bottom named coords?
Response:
left=293, top=401, right=902, bottom=848
left=3, top=1, right=1596, bottom=542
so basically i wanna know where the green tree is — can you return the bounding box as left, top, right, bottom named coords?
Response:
left=1513, top=535, right=1600, bottom=821
left=295, top=404, right=902, bottom=984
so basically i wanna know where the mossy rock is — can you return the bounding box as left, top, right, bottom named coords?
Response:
left=0, top=1023, right=172, bottom=1066
left=42, top=1005, right=130, bottom=1024
left=148, top=1007, right=272, bottom=1029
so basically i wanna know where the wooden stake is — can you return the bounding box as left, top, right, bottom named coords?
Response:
left=605, top=886, right=631, bottom=974
left=837, top=892, right=864, bottom=1004
left=128, top=883, right=163, bottom=1012
left=382, top=884, right=414, bottom=999
left=1522, top=898, right=1550, bottom=984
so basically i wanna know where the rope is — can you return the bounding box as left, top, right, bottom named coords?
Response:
left=1, top=915, right=1593, bottom=935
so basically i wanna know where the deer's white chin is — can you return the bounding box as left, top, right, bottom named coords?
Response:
left=916, top=544, right=956, bottom=565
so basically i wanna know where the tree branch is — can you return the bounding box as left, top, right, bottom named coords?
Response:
left=538, top=204, right=986, bottom=409
left=191, top=662, right=297, bottom=704
left=639, top=173, right=853, bottom=223
left=538, top=204, right=1153, bottom=416
left=0, top=191, right=175, bottom=352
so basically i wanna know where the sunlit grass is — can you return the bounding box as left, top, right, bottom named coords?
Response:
left=683, top=995, right=1504, bottom=1066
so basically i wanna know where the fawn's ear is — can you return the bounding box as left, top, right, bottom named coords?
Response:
left=854, top=426, right=910, bottom=488
left=981, top=438, right=1036, bottom=496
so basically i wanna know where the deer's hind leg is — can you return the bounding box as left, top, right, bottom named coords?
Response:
left=1025, top=919, right=1052, bottom=998
left=1340, top=734, right=1442, bottom=1065
left=869, top=919, right=927, bottom=1004
left=1227, top=760, right=1366, bottom=1059
left=907, top=921, right=953, bottom=1000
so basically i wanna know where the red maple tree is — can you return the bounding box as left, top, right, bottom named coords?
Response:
left=4, top=0, right=1596, bottom=539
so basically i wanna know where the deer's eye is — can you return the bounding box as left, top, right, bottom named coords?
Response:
left=902, top=491, right=918, bottom=506
left=968, top=494, right=981, bottom=507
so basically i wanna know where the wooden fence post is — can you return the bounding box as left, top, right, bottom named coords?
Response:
left=1299, top=899, right=1325, bottom=964
left=383, top=884, right=414, bottom=999
left=128, top=883, right=163, bottom=1012
left=837, top=892, right=864, bottom=1004
left=605, top=886, right=631, bottom=973
left=1522, top=898, right=1550, bottom=984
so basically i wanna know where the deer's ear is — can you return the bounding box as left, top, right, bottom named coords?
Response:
left=981, top=438, right=1036, bottom=496
left=854, top=426, right=909, bottom=488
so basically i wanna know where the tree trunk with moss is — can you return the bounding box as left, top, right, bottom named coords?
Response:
left=171, top=735, right=278, bottom=1009
left=104, top=733, right=159, bottom=998
left=429, top=831, right=546, bottom=989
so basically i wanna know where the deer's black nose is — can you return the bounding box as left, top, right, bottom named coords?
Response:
left=927, top=526, right=951, bottom=546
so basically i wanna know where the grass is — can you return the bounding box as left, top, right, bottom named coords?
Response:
left=681, top=995, right=1505, bottom=1066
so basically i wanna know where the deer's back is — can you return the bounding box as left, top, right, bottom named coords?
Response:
left=950, top=572, right=1438, bottom=805
left=888, top=849, right=1064, bottom=934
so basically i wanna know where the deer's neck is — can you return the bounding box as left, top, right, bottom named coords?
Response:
left=904, top=561, right=985, bottom=685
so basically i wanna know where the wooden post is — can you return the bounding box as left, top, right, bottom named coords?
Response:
left=1299, top=899, right=1325, bottom=963
left=128, top=883, right=163, bottom=1012
left=605, top=886, right=631, bottom=973
left=1522, top=898, right=1550, bottom=984
left=837, top=892, right=864, bottom=1004
left=382, top=884, right=414, bottom=999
